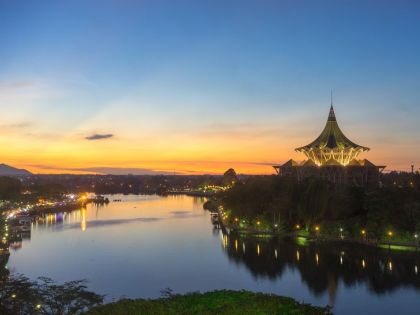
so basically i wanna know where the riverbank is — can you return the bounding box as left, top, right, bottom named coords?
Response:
left=85, top=290, right=331, bottom=315
left=167, top=190, right=215, bottom=197
left=211, top=207, right=420, bottom=252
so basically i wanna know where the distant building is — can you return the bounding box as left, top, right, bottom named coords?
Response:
left=273, top=105, right=385, bottom=186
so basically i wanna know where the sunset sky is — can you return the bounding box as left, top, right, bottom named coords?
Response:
left=1, top=1, right=420, bottom=175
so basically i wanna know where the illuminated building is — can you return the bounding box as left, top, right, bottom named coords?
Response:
left=273, top=104, right=385, bottom=186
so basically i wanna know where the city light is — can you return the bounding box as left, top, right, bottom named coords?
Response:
left=296, top=224, right=300, bottom=229
left=388, top=231, right=393, bottom=237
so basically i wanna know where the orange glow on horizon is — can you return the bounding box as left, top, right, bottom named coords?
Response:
left=0, top=115, right=411, bottom=175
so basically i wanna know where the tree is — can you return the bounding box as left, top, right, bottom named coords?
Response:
left=222, top=168, right=238, bottom=187
left=0, top=275, right=103, bottom=315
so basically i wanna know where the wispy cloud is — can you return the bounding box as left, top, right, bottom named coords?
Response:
left=25, top=165, right=181, bottom=175
left=85, top=133, right=114, bottom=140
left=0, top=121, right=32, bottom=130
left=0, top=81, right=33, bottom=91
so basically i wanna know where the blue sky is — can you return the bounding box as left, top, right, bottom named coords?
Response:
left=0, top=0, right=419, bottom=173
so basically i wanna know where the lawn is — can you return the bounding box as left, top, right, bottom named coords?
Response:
left=85, top=290, right=331, bottom=315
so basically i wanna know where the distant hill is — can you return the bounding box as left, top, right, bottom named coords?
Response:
left=0, top=164, right=32, bottom=176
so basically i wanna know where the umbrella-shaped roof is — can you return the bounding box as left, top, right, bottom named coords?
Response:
left=296, top=105, right=369, bottom=152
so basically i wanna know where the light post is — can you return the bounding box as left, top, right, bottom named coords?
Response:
left=388, top=231, right=393, bottom=250
left=415, top=233, right=418, bottom=251
left=339, top=227, right=343, bottom=240
left=315, top=225, right=320, bottom=239
left=361, top=229, right=366, bottom=242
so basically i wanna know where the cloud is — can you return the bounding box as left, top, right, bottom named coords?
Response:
left=0, top=121, right=32, bottom=130
left=0, top=81, right=33, bottom=91
left=77, top=167, right=178, bottom=175
left=26, top=165, right=181, bottom=175
left=85, top=133, right=114, bottom=140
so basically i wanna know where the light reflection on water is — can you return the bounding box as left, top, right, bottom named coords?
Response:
left=5, top=194, right=420, bottom=315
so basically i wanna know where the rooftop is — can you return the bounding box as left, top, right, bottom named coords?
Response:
left=295, top=105, right=369, bottom=166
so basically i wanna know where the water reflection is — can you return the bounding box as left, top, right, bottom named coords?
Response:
left=220, top=232, right=420, bottom=305
left=81, top=208, right=87, bottom=231
left=4, top=195, right=420, bottom=314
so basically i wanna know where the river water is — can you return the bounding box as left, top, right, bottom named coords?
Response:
left=5, top=195, right=420, bottom=314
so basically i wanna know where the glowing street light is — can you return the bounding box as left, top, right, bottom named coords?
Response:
left=314, top=226, right=320, bottom=238
left=295, top=224, right=301, bottom=229
left=388, top=231, right=393, bottom=250
left=361, top=229, right=367, bottom=242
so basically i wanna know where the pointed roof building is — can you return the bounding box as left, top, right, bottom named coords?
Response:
left=295, top=105, right=369, bottom=166
left=273, top=100, right=385, bottom=186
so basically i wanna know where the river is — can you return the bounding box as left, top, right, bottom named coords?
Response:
left=5, top=194, right=420, bottom=314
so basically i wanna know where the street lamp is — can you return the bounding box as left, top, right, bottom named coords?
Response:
left=361, top=229, right=366, bottom=240
left=388, top=231, right=393, bottom=250
left=315, top=226, right=320, bottom=238
left=415, top=234, right=418, bottom=250
left=339, top=227, right=343, bottom=240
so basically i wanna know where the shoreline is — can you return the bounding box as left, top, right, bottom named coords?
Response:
left=213, top=210, right=420, bottom=252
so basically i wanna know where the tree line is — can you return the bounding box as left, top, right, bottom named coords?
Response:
left=221, top=174, right=420, bottom=240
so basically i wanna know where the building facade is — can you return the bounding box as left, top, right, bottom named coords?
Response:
left=273, top=105, right=385, bottom=186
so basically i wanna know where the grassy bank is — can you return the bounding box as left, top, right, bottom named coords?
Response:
left=85, top=290, right=331, bottom=315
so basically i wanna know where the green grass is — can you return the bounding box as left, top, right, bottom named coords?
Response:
left=85, top=290, right=331, bottom=315
left=378, top=244, right=418, bottom=252
left=295, top=236, right=309, bottom=246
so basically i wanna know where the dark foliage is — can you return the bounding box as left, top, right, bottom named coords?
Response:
left=221, top=174, right=420, bottom=238
left=0, top=274, right=103, bottom=315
